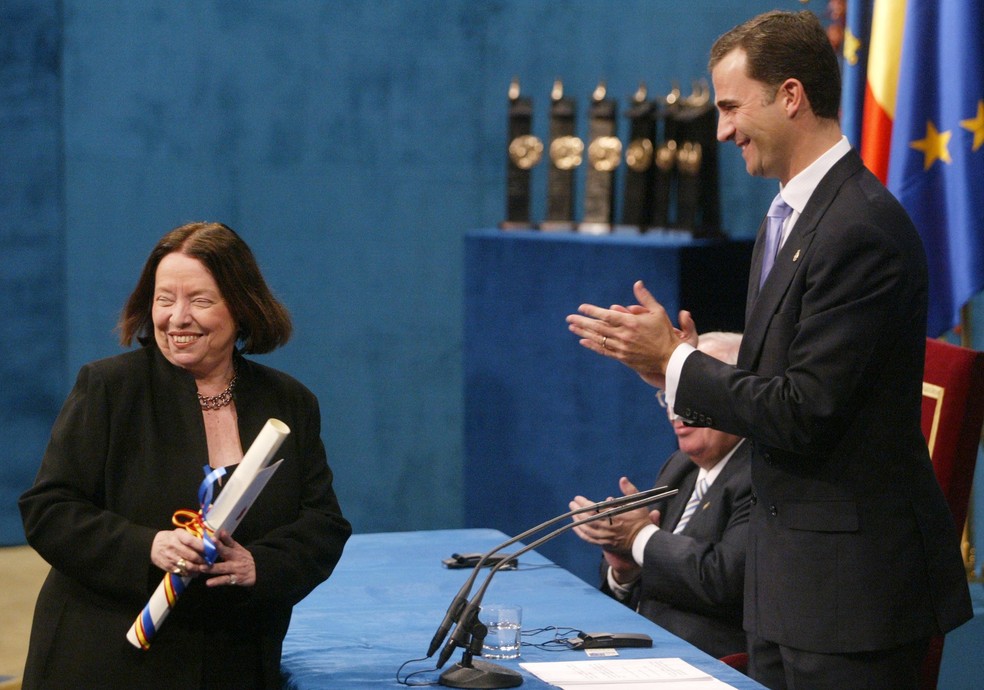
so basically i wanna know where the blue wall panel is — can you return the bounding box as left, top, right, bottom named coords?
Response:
left=10, top=0, right=784, bottom=543
left=17, top=0, right=980, bottom=552
left=0, top=0, right=65, bottom=544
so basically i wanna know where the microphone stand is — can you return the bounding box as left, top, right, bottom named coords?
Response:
left=426, top=486, right=674, bottom=659
left=437, top=487, right=677, bottom=689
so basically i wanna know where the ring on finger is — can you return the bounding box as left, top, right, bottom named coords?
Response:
left=230, top=574, right=237, bottom=586
left=602, top=336, right=608, bottom=349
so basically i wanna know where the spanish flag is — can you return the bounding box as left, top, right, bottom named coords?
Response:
left=846, top=0, right=984, bottom=336
left=860, top=0, right=903, bottom=183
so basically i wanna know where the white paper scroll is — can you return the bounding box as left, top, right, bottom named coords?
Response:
left=126, top=418, right=290, bottom=649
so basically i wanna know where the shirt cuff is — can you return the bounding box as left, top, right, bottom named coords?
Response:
left=606, top=565, right=639, bottom=599
left=664, top=343, right=696, bottom=413
left=631, top=524, right=658, bottom=565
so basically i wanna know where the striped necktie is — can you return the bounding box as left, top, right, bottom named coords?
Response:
left=673, top=477, right=708, bottom=534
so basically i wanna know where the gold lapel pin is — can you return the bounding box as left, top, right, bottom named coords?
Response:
left=792, top=249, right=801, bottom=262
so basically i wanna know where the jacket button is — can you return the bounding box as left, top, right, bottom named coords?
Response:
left=750, top=493, right=758, bottom=505
left=769, top=504, right=778, bottom=517
left=763, top=451, right=772, bottom=463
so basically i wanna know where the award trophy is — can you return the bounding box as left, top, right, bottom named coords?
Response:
left=502, top=78, right=542, bottom=230
left=671, top=80, right=720, bottom=236
left=541, top=79, right=582, bottom=231
left=579, top=81, right=621, bottom=234
left=652, top=83, right=682, bottom=230
left=675, top=141, right=702, bottom=231
left=652, top=139, right=677, bottom=230
left=619, top=83, right=656, bottom=231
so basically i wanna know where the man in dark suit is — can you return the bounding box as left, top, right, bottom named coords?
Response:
left=565, top=10, right=971, bottom=690
left=570, top=332, right=750, bottom=659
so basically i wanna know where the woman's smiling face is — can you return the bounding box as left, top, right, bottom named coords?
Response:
left=152, top=252, right=237, bottom=379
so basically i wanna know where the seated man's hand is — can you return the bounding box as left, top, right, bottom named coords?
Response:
left=602, top=548, right=642, bottom=585
left=569, top=476, right=653, bottom=555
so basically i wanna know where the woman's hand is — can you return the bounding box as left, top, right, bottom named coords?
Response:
left=151, top=529, right=208, bottom=577
left=205, top=530, right=256, bottom=588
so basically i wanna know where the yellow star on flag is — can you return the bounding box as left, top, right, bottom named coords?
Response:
left=843, top=28, right=862, bottom=66
left=910, top=120, right=952, bottom=170
left=960, top=100, right=984, bottom=152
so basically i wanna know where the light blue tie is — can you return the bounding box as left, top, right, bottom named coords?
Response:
left=759, top=193, right=792, bottom=288
left=673, top=477, right=708, bottom=534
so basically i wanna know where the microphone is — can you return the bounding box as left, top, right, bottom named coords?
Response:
left=425, top=485, right=675, bottom=659
left=435, top=487, right=678, bottom=681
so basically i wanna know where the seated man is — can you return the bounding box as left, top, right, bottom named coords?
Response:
left=570, top=332, right=749, bottom=658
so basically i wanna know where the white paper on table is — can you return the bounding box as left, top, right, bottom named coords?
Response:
left=542, top=682, right=737, bottom=690
left=519, top=658, right=738, bottom=688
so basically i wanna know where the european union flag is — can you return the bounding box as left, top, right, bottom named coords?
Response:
left=887, top=0, right=984, bottom=336
left=840, top=0, right=873, bottom=148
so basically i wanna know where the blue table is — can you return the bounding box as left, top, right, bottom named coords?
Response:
left=281, top=528, right=764, bottom=688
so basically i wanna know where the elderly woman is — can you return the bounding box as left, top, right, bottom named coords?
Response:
left=19, top=222, right=351, bottom=689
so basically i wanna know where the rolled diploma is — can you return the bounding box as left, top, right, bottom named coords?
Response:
left=126, top=418, right=290, bottom=649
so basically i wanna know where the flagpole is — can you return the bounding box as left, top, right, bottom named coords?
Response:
left=960, top=303, right=982, bottom=582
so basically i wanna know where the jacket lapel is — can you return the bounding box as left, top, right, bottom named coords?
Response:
left=664, top=463, right=700, bottom=531
left=739, top=150, right=865, bottom=371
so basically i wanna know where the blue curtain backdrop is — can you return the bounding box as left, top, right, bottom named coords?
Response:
left=4, top=0, right=982, bottom=561
left=1, top=1, right=66, bottom=544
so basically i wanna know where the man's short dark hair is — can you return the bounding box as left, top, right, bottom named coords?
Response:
left=709, top=10, right=841, bottom=120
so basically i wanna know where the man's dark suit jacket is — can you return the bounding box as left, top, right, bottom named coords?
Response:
left=673, top=149, right=972, bottom=654
left=601, top=442, right=751, bottom=658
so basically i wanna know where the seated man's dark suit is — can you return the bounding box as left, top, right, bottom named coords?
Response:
left=600, top=441, right=751, bottom=658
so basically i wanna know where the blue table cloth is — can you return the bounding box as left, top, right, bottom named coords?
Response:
left=281, top=528, right=764, bottom=688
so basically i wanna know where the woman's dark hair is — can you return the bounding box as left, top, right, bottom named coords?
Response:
left=118, top=222, right=292, bottom=353
left=709, top=10, right=841, bottom=120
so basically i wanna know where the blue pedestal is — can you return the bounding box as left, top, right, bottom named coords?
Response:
left=463, top=228, right=753, bottom=584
